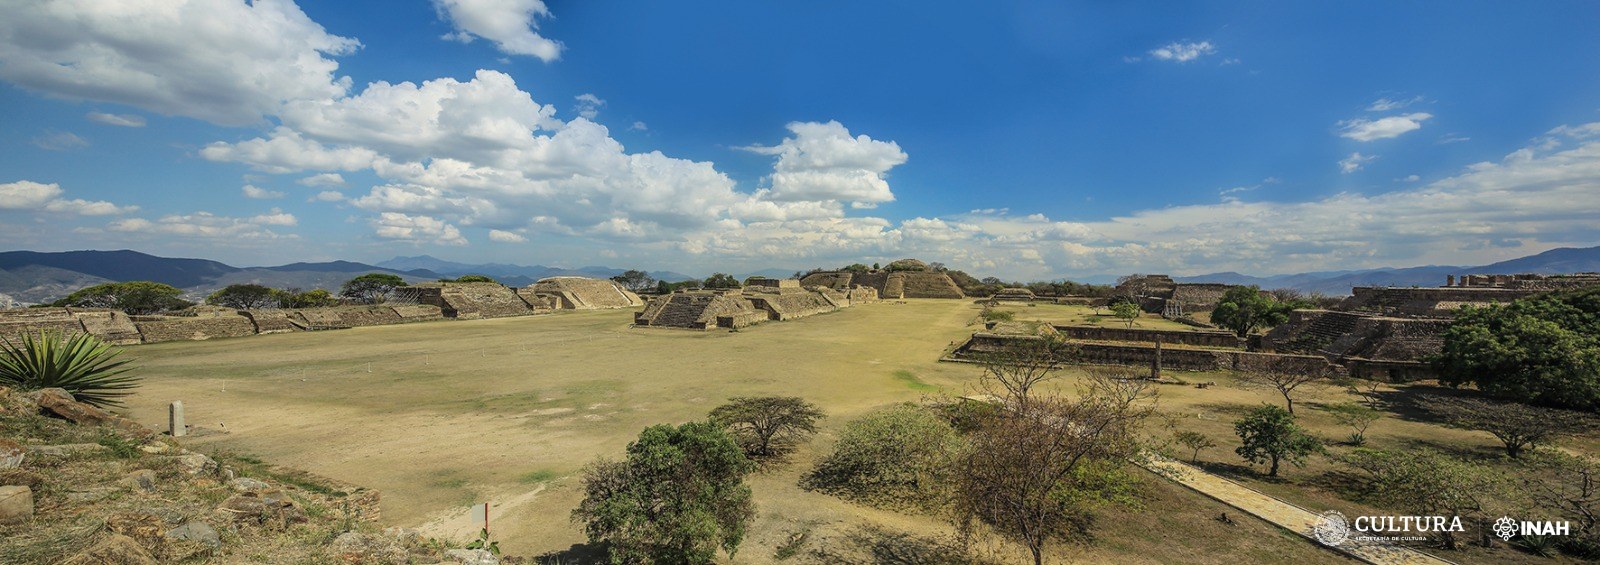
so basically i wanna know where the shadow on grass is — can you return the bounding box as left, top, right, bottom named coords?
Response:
left=534, top=542, right=607, bottom=564
left=1192, top=460, right=1277, bottom=484
left=809, top=526, right=993, bottom=565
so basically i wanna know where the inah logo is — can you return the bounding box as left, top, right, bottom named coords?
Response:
left=1314, top=510, right=1351, bottom=546
left=1493, top=517, right=1518, bottom=541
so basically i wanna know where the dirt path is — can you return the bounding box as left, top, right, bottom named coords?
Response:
left=1141, top=454, right=1456, bottom=565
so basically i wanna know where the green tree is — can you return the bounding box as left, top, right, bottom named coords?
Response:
left=1110, top=301, right=1140, bottom=328
left=709, top=397, right=825, bottom=459
left=1323, top=402, right=1382, bottom=446
left=206, top=284, right=279, bottom=309
left=572, top=421, right=756, bottom=564
left=1173, top=431, right=1216, bottom=463
left=703, top=273, right=741, bottom=289
left=1433, top=288, right=1600, bottom=410
left=610, top=270, right=656, bottom=293
left=805, top=403, right=960, bottom=506
left=841, top=263, right=871, bottom=274
left=1210, top=286, right=1301, bottom=337
left=1343, top=448, right=1505, bottom=549
left=655, top=280, right=671, bottom=294
left=339, top=273, right=406, bottom=304
left=54, top=281, right=192, bottom=314
left=445, top=274, right=498, bottom=283
left=1234, top=404, right=1321, bottom=477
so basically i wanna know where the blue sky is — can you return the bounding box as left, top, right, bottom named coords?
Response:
left=2, top=1, right=1599, bottom=279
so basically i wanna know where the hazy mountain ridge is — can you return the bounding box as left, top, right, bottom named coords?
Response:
left=1174, top=246, right=1600, bottom=294
left=375, top=255, right=694, bottom=285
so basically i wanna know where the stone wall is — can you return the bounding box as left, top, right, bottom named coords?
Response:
left=746, top=290, right=836, bottom=321
left=530, top=277, right=643, bottom=309
left=951, top=332, right=1336, bottom=374
left=0, top=308, right=86, bottom=342
left=1453, top=272, right=1600, bottom=290
left=801, top=270, right=962, bottom=299
left=1170, top=284, right=1231, bottom=310
left=846, top=286, right=879, bottom=305
left=241, top=310, right=301, bottom=334
left=389, top=304, right=444, bottom=322
left=799, top=272, right=856, bottom=290
left=1052, top=325, right=1244, bottom=348
left=1260, top=309, right=1450, bottom=382
left=1339, top=287, right=1538, bottom=317
left=134, top=313, right=258, bottom=343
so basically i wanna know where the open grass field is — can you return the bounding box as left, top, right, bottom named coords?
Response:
left=108, top=299, right=1586, bottom=563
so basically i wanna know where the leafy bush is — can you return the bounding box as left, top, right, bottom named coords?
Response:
left=1434, top=288, right=1600, bottom=410
left=708, top=396, right=824, bottom=459
left=0, top=331, right=138, bottom=407
left=206, top=284, right=279, bottom=309
left=804, top=403, right=960, bottom=506
left=572, top=421, right=755, bottom=564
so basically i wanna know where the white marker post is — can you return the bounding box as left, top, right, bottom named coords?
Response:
left=471, top=502, right=490, bottom=534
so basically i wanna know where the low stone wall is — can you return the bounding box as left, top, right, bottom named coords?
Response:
left=0, top=308, right=86, bottom=343
left=134, top=313, right=258, bottom=343
left=952, top=333, right=1338, bottom=374
left=1344, top=358, right=1436, bottom=383
left=389, top=304, right=444, bottom=322
left=1340, top=286, right=1539, bottom=317
left=241, top=310, right=301, bottom=334
left=1052, top=325, right=1243, bottom=348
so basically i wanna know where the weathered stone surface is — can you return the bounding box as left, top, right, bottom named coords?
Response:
left=0, top=437, right=23, bottom=469
left=383, top=526, right=421, bottom=546
left=61, top=533, right=157, bottom=565
left=164, top=520, right=221, bottom=549
left=105, top=511, right=166, bottom=549
left=30, top=387, right=154, bottom=439
left=333, top=531, right=409, bottom=564
left=121, top=469, right=159, bottom=492
left=0, top=485, right=33, bottom=525
left=230, top=477, right=271, bottom=493
left=444, top=548, right=500, bottom=565
left=26, top=443, right=109, bottom=457
left=213, top=492, right=307, bottom=529
left=172, top=452, right=217, bottom=476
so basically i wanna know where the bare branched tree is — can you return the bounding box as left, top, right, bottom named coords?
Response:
left=1237, top=367, right=1328, bottom=415
left=952, top=374, right=1156, bottom=565
left=971, top=334, right=1078, bottom=409
left=1418, top=395, right=1597, bottom=458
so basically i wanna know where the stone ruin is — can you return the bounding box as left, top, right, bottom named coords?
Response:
left=0, top=303, right=451, bottom=346
left=797, top=258, right=965, bottom=299
left=1449, top=272, right=1600, bottom=290
left=990, top=287, right=1036, bottom=302
left=947, top=320, right=1336, bottom=375
left=526, top=276, right=643, bottom=310
left=0, top=307, right=141, bottom=346
left=634, top=277, right=879, bottom=330
left=1113, top=275, right=1236, bottom=316
left=393, top=281, right=543, bottom=319
left=1259, top=310, right=1448, bottom=382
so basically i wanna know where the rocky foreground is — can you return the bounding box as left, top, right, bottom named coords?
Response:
left=0, top=387, right=509, bottom=564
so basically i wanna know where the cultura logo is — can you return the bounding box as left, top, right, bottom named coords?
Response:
left=1493, top=517, right=1518, bottom=541
left=1314, top=510, right=1351, bottom=547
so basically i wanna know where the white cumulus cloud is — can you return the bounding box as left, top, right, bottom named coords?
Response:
left=433, top=0, right=562, bottom=61
left=0, top=0, right=359, bottom=126
left=241, top=185, right=285, bottom=199
left=1339, top=152, right=1376, bottom=173
left=740, top=121, right=908, bottom=207
left=1147, top=41, right=1216, bottom=62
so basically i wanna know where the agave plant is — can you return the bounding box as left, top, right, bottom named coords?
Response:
left=0, top=331, right=138, bottom=408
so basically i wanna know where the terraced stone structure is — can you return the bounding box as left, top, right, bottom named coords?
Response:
left=634, top=291, right=765, bottom=330
left=395, top=281, right=542, bottom=318
left=798, top=258, right=964, bottom=299
left=528, top=277, right=643, bottom=310
left=1114, top=275, right=1238, bottom=315
left=1261, top=309, right=1451, bottom=381
left=0, top=307, right=141, bottom=345
left=635, top=278, right=876, bottom=330
left=948, top=322, right=1335, bottom=375
left=1337, top=286, right=1541, bottom=318
left=1450, top=272, right=1600, bottom=289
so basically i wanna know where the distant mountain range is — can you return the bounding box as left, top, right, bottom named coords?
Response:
left=1172, top=246, right=1600, bottom=294
left=3, top=245, right=1595, bottom=305
left=0, top=250, right=705, bottom=305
